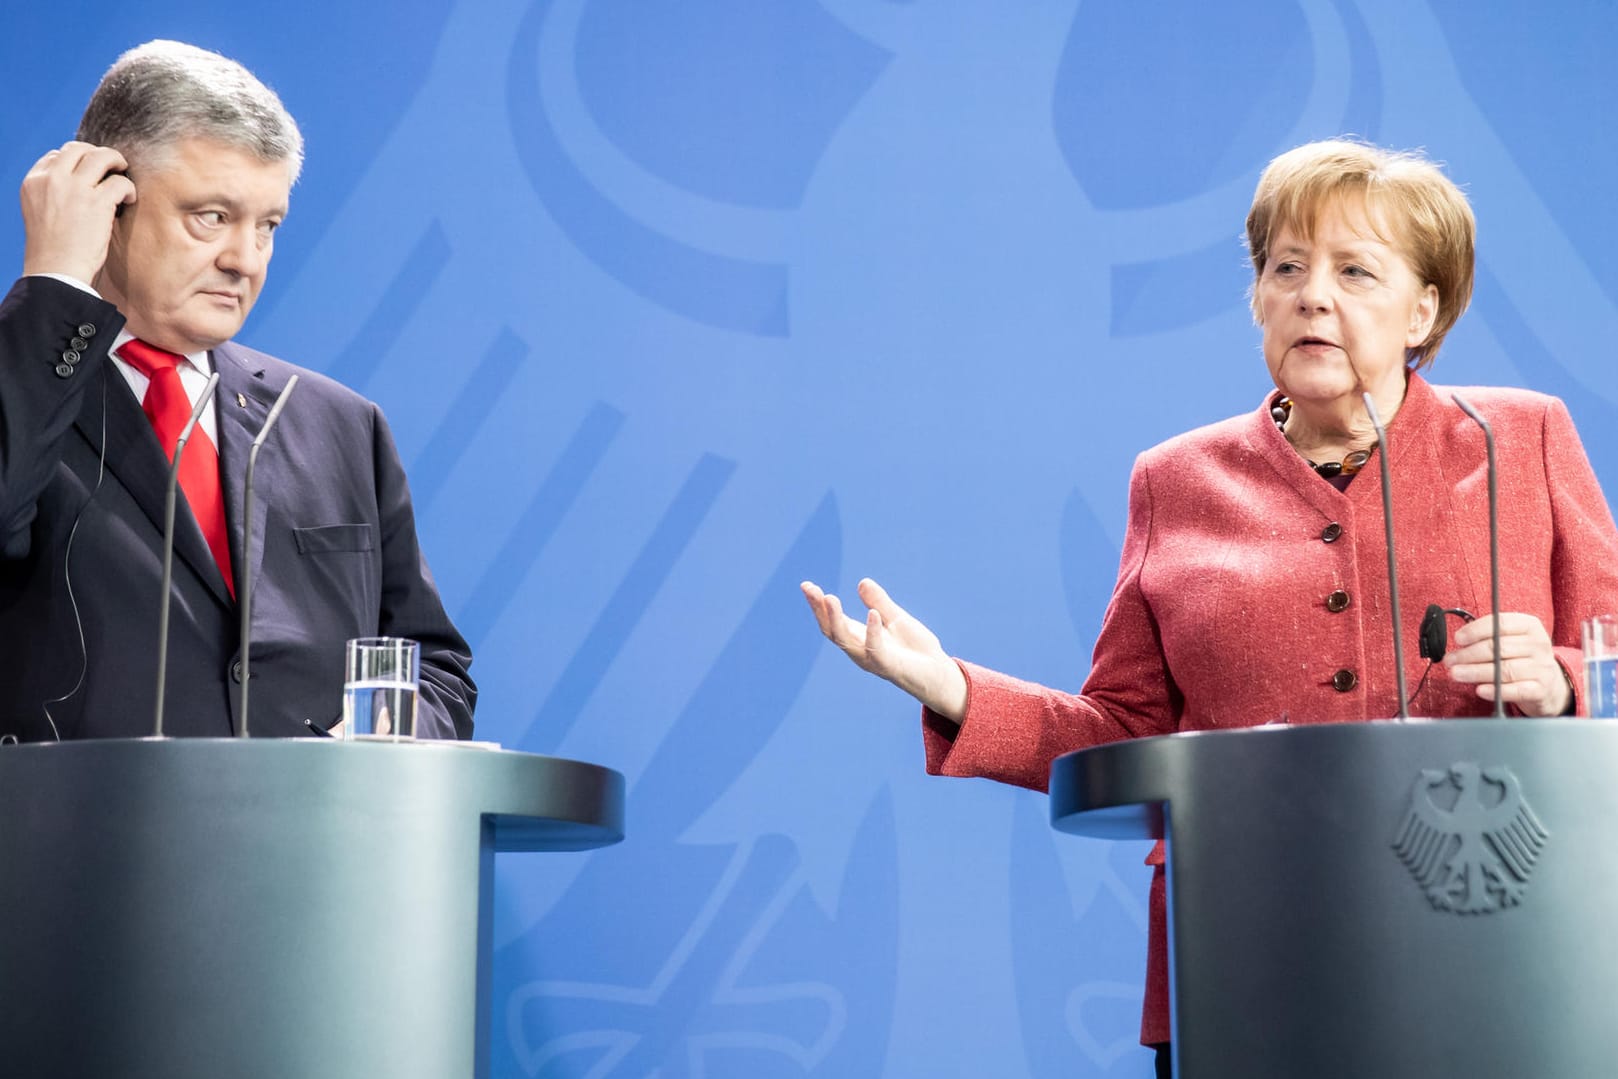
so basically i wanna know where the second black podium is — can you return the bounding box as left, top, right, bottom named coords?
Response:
left=1050, top=719, right=1618, bottom=1078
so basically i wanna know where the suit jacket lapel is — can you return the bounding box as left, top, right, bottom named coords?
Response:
left=214, top=342, right=276, bottom=607
left=74, top=360, right=232, bottom=608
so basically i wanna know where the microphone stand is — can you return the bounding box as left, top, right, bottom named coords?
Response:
left=1363, top=393, right=1409, bottom=718
left=154, top=372, right=222, bottom=737
left=237, top=375, right=299, bottom=738
left=1452, top=393, right=1506, bottom=717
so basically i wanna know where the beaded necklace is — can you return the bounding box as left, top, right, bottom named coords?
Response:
left=1270, top=397, right=1376, bottom=479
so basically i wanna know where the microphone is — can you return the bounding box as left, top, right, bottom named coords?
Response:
left=1451, top=393, right=1505, bottom=717
left=237, top=375, right=299, bottom=738
left=1419, top=604, right=1447, bottom=661
left=1362, top=393, right=1408, bottom=718
left=1418, top=605, right=1477, bottom=663
left=154, top=372, right=222, bottom=737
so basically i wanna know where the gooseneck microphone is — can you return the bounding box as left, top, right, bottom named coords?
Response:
left=1363, top=393, right=1409, bottom=718
left=1451, top=392, right=1506, bottom=717
left=154, top=372, right=222, bottom=737
left=237, top=375, right=299, bottom=738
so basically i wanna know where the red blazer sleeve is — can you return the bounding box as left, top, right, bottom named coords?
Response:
left=1542, top=396, right=1618, bottom=713
left=922, top=455, right=1181, bottom=790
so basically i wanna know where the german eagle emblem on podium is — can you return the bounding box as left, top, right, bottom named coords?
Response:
left=1392, top=762, right=1548, bottom=914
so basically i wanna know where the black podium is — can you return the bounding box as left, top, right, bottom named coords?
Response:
left=0, top=738, right=623, bottom=1079
left=1049, top=719, right=1618, bottom=1078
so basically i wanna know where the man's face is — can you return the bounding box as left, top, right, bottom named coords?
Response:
left=97, top=136, right=291, bottom=354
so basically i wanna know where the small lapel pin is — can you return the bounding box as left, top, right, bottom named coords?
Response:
left=236, top=392, right=248, bottom=408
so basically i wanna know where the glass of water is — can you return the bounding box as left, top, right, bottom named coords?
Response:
left=1583, top=616, right=1618, bottom=719
left=344, top=637, right=420, bottom=739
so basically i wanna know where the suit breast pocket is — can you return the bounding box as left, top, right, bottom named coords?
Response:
left=293, top=523, right=376, bottom=555
left=290, top=524, right=380, bottom=628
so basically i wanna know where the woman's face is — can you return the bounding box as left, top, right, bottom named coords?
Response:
left=1257, top=199, right=1438, bottom=410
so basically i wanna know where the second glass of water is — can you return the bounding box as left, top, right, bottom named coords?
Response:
left=344, top=637, right=420, bottom=739
left=1585, top=616, right=1618, bottom=719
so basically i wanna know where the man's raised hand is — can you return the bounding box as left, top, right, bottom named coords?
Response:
left=20, top=142, right=136, bottom=284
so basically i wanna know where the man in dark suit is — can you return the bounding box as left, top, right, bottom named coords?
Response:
left=0, top=40, right=475, bottom=741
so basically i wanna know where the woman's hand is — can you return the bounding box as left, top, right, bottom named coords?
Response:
left=1443, top=612, right=1572, bottom=717
left=800, top=578, right=969, bottom=723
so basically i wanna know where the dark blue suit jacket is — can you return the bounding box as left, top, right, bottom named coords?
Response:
left=0, top=275, right=475, bottom=741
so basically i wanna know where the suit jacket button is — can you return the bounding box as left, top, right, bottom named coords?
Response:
left=1321, top=523, right=1342, bottom=543
left=1326, top=589, right=1350, bottom=612
left=1332, top=668, right=1357, bottom=692
left=54, top=363, right=74, bottom=378
left=61, top=349, right=81, bottom=365
left=77, top=323, right=96, bottom=338
left=230, top=660, right=244, bottom=684
left=70, top=336, right=89, bottom=351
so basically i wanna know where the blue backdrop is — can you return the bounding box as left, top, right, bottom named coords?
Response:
left=5, top=2, right=1616, bottom=1075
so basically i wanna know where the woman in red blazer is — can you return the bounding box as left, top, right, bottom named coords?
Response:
left=802, top=139, right=1618, bottom=1074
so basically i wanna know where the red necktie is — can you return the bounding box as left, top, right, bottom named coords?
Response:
left=118, top=339, right=236, bottom=598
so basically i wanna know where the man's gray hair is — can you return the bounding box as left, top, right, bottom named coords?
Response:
left=77, top=40, right=304, bottom=183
